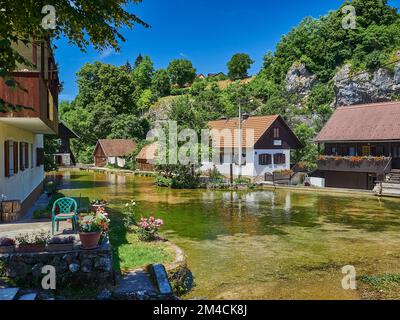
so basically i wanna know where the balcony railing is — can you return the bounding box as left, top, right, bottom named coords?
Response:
left=317, top=156, right=392, bottom=174
left=0, top=72, right=58, bottom=134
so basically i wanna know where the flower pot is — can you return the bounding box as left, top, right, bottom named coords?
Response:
left=46, top=243, right=74, bottom=252
left=79, top=232, right=101, bottom=250
left=18, top=244, right=46, bottom=253
left=0, top=245, right=15, bottom=254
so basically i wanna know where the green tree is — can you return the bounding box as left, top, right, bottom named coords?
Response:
left=152, top=69, right=171, bottom=97
left=132, top=56, right=154, bottom=90
left=43, top=135, right=59, bottom=172
left=134, top=53, right=144, bottom=68
left=75, top=62, right=137, bottom=114
left=109, top=114, right=150, bottom=140
left=167, top=59, right=196, bottom=88
left=136, top=89, right=155, bottom=115
left=0, top=0, right=148, bottom=79
left=292, top=124, right=319, bottom=170
left=227, top=53, right=254, bottom=80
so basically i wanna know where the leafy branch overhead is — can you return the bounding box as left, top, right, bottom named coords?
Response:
left=0, top=0, right=149, bottom=76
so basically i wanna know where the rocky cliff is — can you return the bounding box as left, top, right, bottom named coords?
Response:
left=285, top=60, right=400, bottom=108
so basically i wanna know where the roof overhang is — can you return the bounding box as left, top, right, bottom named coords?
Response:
left=0, top=117, right=57, bottom=134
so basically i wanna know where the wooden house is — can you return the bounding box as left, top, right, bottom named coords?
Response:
left=93, top=139, right=136, bottom=168
left=314, top=102, right=400, bottom=190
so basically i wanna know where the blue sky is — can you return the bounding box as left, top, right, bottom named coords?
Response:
left=55, top=0, right=398, bottom=101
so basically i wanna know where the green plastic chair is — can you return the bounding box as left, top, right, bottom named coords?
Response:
left=51, top=197, right=78, bottom=235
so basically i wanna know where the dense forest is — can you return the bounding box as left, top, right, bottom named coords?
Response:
left=59, top=0, right=400, bottom=170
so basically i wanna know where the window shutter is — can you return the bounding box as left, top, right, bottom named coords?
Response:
left=25, top=143, right=29, bottom=169
left=4, top=141, right=9, bottom=177
left=13, top=141, right=18, bottom=174
left=259, top=154, right=272, bottom=165
left=20, top=142, right=24, bottom=171
left=274, top=153, right=286, bottom=164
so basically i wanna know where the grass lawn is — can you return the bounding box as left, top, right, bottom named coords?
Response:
left=58, top=190, right=175, bottom=273
left=108, top=206, right=175, bottom=273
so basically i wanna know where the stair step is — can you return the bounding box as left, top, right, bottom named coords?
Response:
left=18, top=293, right=37, bottom=300
left=0, top=288, right=19, bottom=301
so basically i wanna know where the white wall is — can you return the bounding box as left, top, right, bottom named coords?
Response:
left=201, top=148, right=291, bottom=179
left=310, top=177, right=325, bottom=188
left=0, top=131, right=44, bottom=202
left=253, top=149, right=291, bottom=177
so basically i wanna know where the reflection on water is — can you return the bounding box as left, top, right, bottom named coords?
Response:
left=53, top=171, right=400, bottom=300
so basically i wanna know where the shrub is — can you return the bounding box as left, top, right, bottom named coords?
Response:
left=234, top=177, right=251, bottom=184
left=155, top=175, right=173, bottom=187
left=137, top=216, right=164, bottom=242
left=207, top=166, right=225, bottom=183
left=123, top=199, right=137, bottom=228
left=46, top=192, right=65, bottom=210
left=170, top=87, right=190, bottom=96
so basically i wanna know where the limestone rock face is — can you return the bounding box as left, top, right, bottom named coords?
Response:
left=333, top=63, right=400, bottom=107
left=285, top=62, right=317, bottom=97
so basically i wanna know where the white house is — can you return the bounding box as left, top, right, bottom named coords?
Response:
left=0, top=38, right=59, bottom=217
left=201, top=115, right=302, bottom=179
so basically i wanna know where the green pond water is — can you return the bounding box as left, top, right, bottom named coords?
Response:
left=54, top=170, right=400, bottom=300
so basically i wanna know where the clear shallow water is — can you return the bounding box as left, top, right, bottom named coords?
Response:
left=54, top=170, right=400, bottom=300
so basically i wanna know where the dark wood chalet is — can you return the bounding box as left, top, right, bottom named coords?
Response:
left=54, top=122, right=79, bottom=166
left=314, top=102, right=400, bottom=190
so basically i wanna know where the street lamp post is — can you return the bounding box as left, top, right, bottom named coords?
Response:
left=237, top=99, right=252, bottom=180
left=238, top=100, right=242, bottom=179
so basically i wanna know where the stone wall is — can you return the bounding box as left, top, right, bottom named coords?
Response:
left=0, top=242, right=114, bottom=288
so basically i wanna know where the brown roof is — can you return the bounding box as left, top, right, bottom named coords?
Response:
left=136, top=143, right=158, bottom=161
left=96, top=139, right=136, bottom=157
left=208, top=115, right=279, bottom=148
left=315, top=101, right=400, bottom=143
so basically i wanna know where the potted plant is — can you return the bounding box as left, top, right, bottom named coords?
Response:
left=137, top=216, right=164, bottom=242
left=78, top=213, right=110, bottom=250
left=16, top=231, right=50, bottom=253
left=0, top=237, right=16, bottom=253
left=90, top=198, right=108, bottom=212
left=46, top=236, right=75, bottom=252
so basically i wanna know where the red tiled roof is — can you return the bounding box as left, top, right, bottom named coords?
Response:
left=208, top=115, right=279, bottom=148
left=97, top=139, right=136, bottom=157
left=315, top=101, right=400, bottom=142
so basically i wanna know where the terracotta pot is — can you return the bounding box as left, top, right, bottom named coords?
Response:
left=0, top=245, right=15, bottom=254
left=18, top=244, right=46, bottom=253
left=79, top=232, right=101, bottom=250
left=46, top=243, right=74, bottom=252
